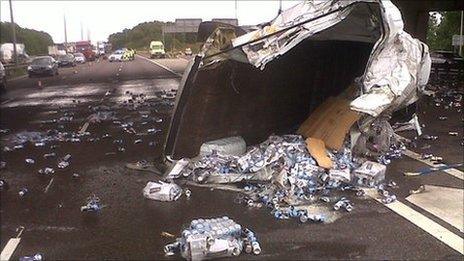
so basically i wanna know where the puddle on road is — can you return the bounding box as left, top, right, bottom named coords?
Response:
left=25, top=84, right=102, bottom=99
left=2, top=78, right=181, bottom=109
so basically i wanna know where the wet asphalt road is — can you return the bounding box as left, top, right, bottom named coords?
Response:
left=1, top=58, right=463, bottom=260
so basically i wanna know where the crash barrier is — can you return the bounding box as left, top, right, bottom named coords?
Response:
left=4, top=63, right=29, bottom=77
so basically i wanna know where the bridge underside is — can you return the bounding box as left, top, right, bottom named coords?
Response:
left=393, top=0, right=464, bottom=43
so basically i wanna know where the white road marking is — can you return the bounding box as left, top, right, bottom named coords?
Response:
left=406, top=185, right=464, bottom=233
left=366, top=190, right=464, bottom=255
left=136, top=54, right=183, bottom=77
left=1, top=98, right=14, bottom=105
left=403, top=149, right=464, bottom=180
left=44, top=177, right=54, bottom=193
left=0, top=238, right=21, bottom=261
left=1, top=226, right=24, bottom=261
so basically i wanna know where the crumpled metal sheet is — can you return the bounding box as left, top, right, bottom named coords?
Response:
left=350, top=2, right=431, bottom=117
left=228, top=0, right=430, bottom=117
left=231, top=0, right=376, bottom=69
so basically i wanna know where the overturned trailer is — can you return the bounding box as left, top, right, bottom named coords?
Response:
left=163, top=0, right=431, bottom=160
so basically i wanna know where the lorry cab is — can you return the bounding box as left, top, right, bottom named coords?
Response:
left=149, top=41, right=165, bottom=58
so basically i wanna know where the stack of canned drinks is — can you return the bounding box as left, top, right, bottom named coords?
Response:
left=164, top=216, right=261, bottom=260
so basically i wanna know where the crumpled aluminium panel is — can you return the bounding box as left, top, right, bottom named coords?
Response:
left=350, top=1, right=431, bottom=117
left=229, top=0, right=431, bottom=117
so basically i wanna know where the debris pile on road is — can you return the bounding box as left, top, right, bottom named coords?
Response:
left=143, top=181, right=182, bottom=201
left=161, top=134, right=399, bottom=223
left=0, top=86, right=178, bottom=192
left=164, top=216, right=261, bottom=259
left=80, top=195, right=103, bottom=212
left=19, top=253, right=43, bottom=261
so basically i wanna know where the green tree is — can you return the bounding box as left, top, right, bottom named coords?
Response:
left=0, top=22, right=53, bottom=55
left=427, top=11, right=461, bottom=51
left=108, top=21, right=198, bottom=51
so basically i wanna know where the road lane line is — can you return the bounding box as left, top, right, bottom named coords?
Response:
left=0, top=238, right=21, bottom=261
left=403, top=149, right=464, bottom=180
left=1, top=98, right=14, bottom=105
left=44, top=177, right=54, bottom=193
left=136, top=54, right=183, bottom=77
left=8, top=74, right=28, bottom=81
left=367, top=190, right=464, bottom=255
left=1, top=226, right=24, bottom=261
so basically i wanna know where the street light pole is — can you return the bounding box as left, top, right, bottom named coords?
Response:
left=460, top=10, right=463, bottom=57
left=162, top=23, right=165, bottom=44
left=64, top=14, right=68, bottom=53
left=8, top=0, right=18, bottom=65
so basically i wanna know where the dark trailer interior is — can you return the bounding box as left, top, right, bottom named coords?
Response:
left=164, top=2, right=383, bottom=159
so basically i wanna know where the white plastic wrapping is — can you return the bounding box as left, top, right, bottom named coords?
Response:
left=143, top=181, right=182, bottom=201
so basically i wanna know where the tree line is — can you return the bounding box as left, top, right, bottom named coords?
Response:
left=427, top=11, right=462, bottom=52
left=108, top=21, right=197, bottom=51
left=0, top=22, right=54, bottom=55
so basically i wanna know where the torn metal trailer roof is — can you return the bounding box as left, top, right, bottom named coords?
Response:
left=162, top=0, right=431, bottom=160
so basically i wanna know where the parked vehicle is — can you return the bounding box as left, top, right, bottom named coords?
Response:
left=0, top=61, right=6, bottom=90
left=184, top=48, right=193, bottom=56
left=74, top=52, right=86, bottom=63
left=97, top=41, right=106, bottom=56
left=75, top=41, right=96, bottom=61
left=27, top=56, right=58, bottom=77
left=109, top=50, right=124, bottom=62
left=0, top=43, right=28, bottom=64
left=57, top=54, right=76, bottom=67
left=149, top=41, right=166, bottom=58
left=48, top=45, right=66, bottom=57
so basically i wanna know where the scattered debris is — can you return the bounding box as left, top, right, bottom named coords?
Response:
left=409, top=185, right=426, bottom=194
left=164, top=217, right=260, bottom=259
left=422, top=135, right=438, bottom=141
left=19, top=253, right=43, bottom=261
left=353, top=161, right=386, bottom=187
left=184, top=189, right=192, bottom=198
left=18, top=188, right=28, bottom=197
left=38, top=167, right=55, bottom=175
left=25, top=158, right=35, bottom=164
left=161, top=231, right=176, bottom=238
left=165, top=134, right=397, bottom=223
left=43, top=152, right=57, bottom=159
left=81, top=195, right=103, bottom=212
left=44, top=178, right=54, bottom=193
left=0, top=179, right=9, bottom=191
left=143, top=181, right=182, bottom=201
left=404, top=163, right=464, bottom=176
left=57, top=154, right=72, bottom=169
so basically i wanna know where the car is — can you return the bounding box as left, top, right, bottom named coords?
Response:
left=108, top=50, right=124, bottom=62
left=74, top=52, right=86, bottom=63
left=0, top=61, right=6, bottom=90
left=57, top=54, right=76, bottom=67
left=184, top=48, right=193, bottom=56
left=27, top=56, right=58, bottom=77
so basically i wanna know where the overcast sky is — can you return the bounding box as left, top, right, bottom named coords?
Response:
left=0, top=0, right=298, bottom=43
